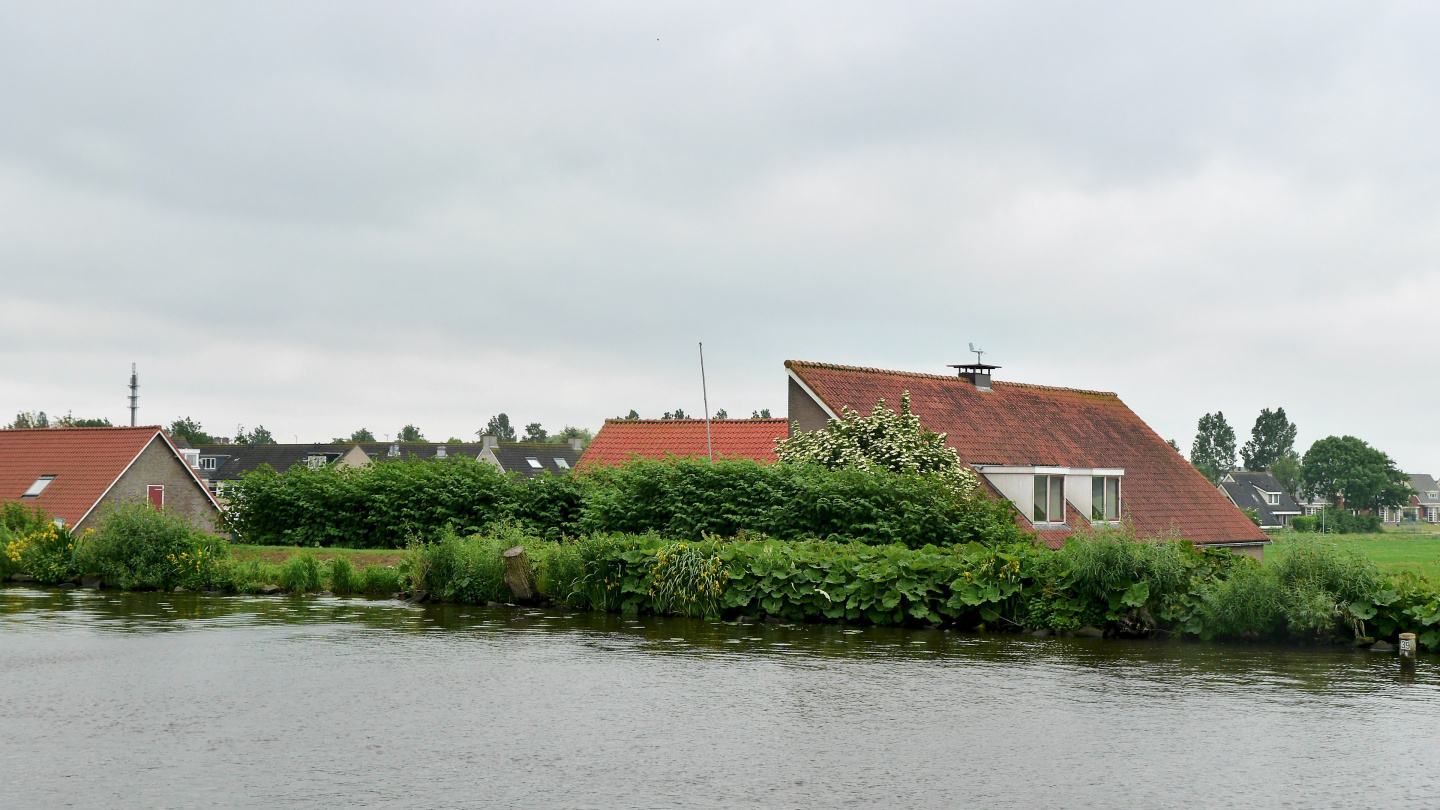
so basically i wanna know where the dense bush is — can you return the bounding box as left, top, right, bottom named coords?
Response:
left=5, top=522, right=82, bottom=585
left=219, top=456, right=1028, bottom=550
left=77, top=502, right=230, bottom=590
left=580, top=459, right=1025, bottom=548
left=220, top=456, right=517, bottom=548
left=1287, top=511, right=1381, bottom=534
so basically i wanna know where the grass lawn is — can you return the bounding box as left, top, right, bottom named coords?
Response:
left=229, top=545, right=405, bottom=568
left=1266, top=530, right=1440, bottom=579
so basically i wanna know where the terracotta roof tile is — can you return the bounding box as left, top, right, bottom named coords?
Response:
left=787, top=360, right=1268, bottom=547
left=579, top=419, right=789, bottom=468
left=0, top=427, right=176, bottom=526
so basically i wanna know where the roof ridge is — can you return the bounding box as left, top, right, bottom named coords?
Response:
left=1, top=425, right=161, bottom=432
left=785, top=359, right=1117, bottom=397
left=602, top=418, right=789, bottom=424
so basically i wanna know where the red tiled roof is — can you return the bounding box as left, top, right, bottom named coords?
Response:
left=787, top=360, right=1268, bottom=546
left=579, top=419, right=790, bottom=468
left=0, top=427, right=209, bottom=526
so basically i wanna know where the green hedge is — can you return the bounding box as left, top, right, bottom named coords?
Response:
left=406, top=527, right=1440, bottom=649
left=219, top=456, right=1028, bottom=549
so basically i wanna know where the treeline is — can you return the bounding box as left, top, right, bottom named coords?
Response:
left=219, top=456, right=1027, bottom=550
left=1188, top=407, right=1411, bottom=520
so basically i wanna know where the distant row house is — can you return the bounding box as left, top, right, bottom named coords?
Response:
left=181, top=435, right=584, bottom=494
left=1380, top=474, right=1440, bottom=524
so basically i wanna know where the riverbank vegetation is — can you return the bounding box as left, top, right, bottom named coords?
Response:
left=8, top=500, right=1440, bottom=650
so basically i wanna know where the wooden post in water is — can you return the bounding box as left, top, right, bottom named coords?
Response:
left=1399, top=632, right=1417, bottom=668
left=503, top=546, right=539, bottom=604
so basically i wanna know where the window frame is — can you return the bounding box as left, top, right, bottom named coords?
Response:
left=21, top=475, right=55, bottom=498
left=525, top=457, right=543, bottom=469
left=1091, top=475, right=1122, bottom=522
left=1034, top=474, right=1066, bottom=524
left=554, top=458, right=570, bottom=469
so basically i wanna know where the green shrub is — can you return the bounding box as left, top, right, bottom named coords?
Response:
left=7, top=522, right=82, bottom=585
left=357, top=564, right=402, bottom=595
left=279, top=552, right=323, bottom=593
left=581, top=458, right=1026, bottom=549
left=328, top=556, right=357, bottom=595
left=221, top=559, right=281, bottom=594
left=218, top=455, right=1028, bottom=551
left=1290, top=515, right=1317, bottom=533
left=77, top=502, right=229, bottom=590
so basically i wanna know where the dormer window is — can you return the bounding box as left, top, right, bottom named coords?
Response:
left=1033, top=475, right=1065, bottom=523
left=1266, top=492, right=1279, bottom=505
left=22, top=475, right=55, bottom=498
left=1091, top=476, right=1121, bottom=521
left=200, top=457, right=217, bottom=470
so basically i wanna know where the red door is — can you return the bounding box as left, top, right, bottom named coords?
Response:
left=147, top=485, right=164, bottom=508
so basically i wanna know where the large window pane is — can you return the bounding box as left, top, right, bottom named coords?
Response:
left=1092, top=477, right=1105, bottom=521
left=1034, top=475, right=1048, bottom=523
left=1106, top=477, right=1121, bottom=521
left=1049, top=475, right=1064, bottom=523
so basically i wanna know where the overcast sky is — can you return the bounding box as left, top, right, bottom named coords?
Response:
left=2, top=2, right=1437, bottom=466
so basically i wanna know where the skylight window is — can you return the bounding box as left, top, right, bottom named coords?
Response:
left=526, top=457, right=543, bottom=469
left=554, top=458, right=570, bottom=469
left=22, top=475, right=55, bottom=498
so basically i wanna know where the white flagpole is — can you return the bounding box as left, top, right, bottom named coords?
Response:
left=699, top=342, right=713, bottom=462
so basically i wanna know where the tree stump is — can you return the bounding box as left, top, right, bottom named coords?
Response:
left=503, top=546, right=539, bottom=604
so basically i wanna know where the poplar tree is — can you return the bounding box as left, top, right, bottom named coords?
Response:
left=1190, top=412, right=1236, bottom=484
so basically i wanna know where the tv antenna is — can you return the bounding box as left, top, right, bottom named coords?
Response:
left=968, top=343, right=985, bottom=364
left=128, top=363, right=139, bottom=426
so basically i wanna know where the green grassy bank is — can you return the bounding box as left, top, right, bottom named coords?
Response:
left=1267, top=530, right=1440, bottom=579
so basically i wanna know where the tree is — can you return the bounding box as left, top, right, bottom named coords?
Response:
left=1270, top=453, right=1302, bottom=501
left=1241, top=407, right=1297, bottom=471
left=396, top=424, right=425, bottom=442
left=712, top=408, right=728, bottom=419
left=235, top=425, right=276, bottom=445
left=8, top=411, right=48, bottom=428
left=775, top=391, right=978, bottom=493
left=752, top=409, right=772, bottom=419
left=1301, top=435, right=1412, bottom=512
left=551, top=425, right=593, bottom=447
left=167, top=417, right=214, bottom=445
left=332, top=428, right=375, bottom=444
left=1166, top=439, right=1181, bottom=454
left=481, top=413, right=516, bottom=441
left=1190, top=411, right=1236, bottom=484
left=621, top=410, right=640, bottom=420
left=523, top=422, right=548, bottom=443
left=662, top=408, right=688, bottom=420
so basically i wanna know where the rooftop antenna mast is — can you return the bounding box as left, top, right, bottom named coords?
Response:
left=128, top=363, right=139, bottom=427
left=699, top=342, right=713, bottom=462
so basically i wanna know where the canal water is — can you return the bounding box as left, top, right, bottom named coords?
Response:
left=2, top=587, right=1437, bottom=809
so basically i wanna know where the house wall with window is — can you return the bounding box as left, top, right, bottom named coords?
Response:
left=79, top=435, right=219, bottom=534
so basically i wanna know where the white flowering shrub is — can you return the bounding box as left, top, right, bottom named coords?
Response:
left=775, top=391, right=978, bottom=494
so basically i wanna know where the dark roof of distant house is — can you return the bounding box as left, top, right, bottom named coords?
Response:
left=785, top=360, right=1269, bottom=549
left=354, top=442, right=489, bottom=462
left=1410, top=474, right=1440, bottom=506
left=197, top=443, right=352, bottom=481
left=0, top=427, right=217, bottom=525
left=490, top=442, right=581, bottom=479
left=578, top=419, right=790, bottom=468
left=1219, top=471, right=1301, bottom=528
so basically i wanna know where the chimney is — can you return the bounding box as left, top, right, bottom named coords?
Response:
left=481, top=434, right=499, bottom=451
left=947, top=362, right=1000, bottom=392
left=568, top=437, right=584, bottom=452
